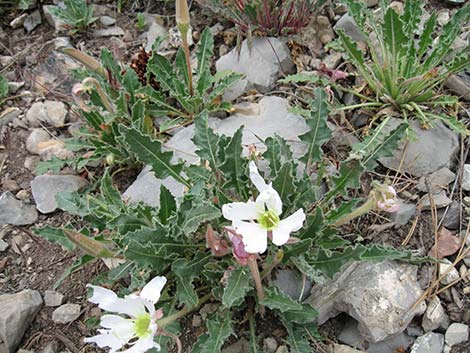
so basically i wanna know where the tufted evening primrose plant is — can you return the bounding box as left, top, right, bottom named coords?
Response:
left=85, top=276, right=167, bottom=353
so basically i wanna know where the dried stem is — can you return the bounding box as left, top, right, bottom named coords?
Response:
left=247, top=256, right=265, bottom=315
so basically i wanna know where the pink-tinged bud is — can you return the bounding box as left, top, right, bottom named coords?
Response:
left=226, top=228, right=252, bottom=266
left=375, top=185, right=400, bottom=213
left=153, top=308, right=164, bottom=320
left=206, top=225, right=230, bottom=257
left=318, top=63, right=348, bottom=82
left=64, top=229, right=117, bottom=258
left=175, top=0, right=190, bottom=27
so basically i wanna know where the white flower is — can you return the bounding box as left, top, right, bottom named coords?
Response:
left=222, top=161, right=306, bottom=254
left=85, top=276, right=167, bottom=353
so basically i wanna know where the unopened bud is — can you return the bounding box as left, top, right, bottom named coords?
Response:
left=175, top=0, right=190, bottom=29
left=64, top=229, right=116, bottom=258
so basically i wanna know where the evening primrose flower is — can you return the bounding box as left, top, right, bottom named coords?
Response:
left=372, top=184, right=399, bottom=213
left=222, top=161, right=305, bottom=254
left=85, top=276, right=167, bottom=353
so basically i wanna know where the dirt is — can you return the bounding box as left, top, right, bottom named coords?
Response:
left=1, top=1, right=470, bottom=353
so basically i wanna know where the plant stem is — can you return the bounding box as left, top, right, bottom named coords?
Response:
left=247, top=256, right=265, bottom=315
left=179, top=26, right=194, bottom=97
left=157, top=292, right=212, bottom=328
left=332, top=198, right=375, bottom=227
left=260, top=249, right=283, bottom=279
left=248, top=309, right=258, bottom=353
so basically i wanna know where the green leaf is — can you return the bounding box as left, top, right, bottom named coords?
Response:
left=298, top=90, right=331, bottom=170
left=175, top=276, right=198, bottom=307
left=282, top=323, right=312, bottom=353
left=281, top=303, right=318, bottom=324
left=191, top=334, right=210, bottom=353
left=261, top=286, right=303, bottom=312
left=383, top=7, right=406, bottom=57
left=192, top=112, right=220, bottom=170
left=222, top=266, right=252, bottom=308
left=329, top=159, right=364, bottom=198
left=264, top=134, right=293, bottom=177
left=272, top=163, right=295, bottom=202
left=278, top=73, right=321, bottom=84
left=120, top=125, right=190, bottom=187
left=219, top=126, right=247, bottom=197
left=32, top=226, right=77, bottom=251
left=201, top=313, right=234, bottom=353
left=326, top=199, right=361, bottom=224
left=55, top=192, right=90, bottom=217
left=174, top=202, right=221, bottom=236
left=100, top=170, right=125, bottom=208
left=417, top=13, right=437, bottom=61
left=196, top=27, right=214, bottom=95
left=172, top=253, right=212, bottom=278
left=158, top=185, right=176, bottom=224
left=35, top=157, right=68, bottom=175
left=0, top=74, right=8, bottom=99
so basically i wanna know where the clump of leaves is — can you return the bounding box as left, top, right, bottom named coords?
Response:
left=337, top=0, right=470, bottom=134
left=211, top=0, right=326, bottom=36
left=48, top=0, right=97, bottom=33
left=142, top=28, right=242, bottom=118
left=34, top=88, right=422, bottom=352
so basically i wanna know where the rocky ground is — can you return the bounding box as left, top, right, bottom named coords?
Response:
left=1, top=0, right=470, bottom=353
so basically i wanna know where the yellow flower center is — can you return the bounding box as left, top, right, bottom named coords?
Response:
left=134, top=313, right=151, bottom=338
left=258, top=209, right=280, bottom=230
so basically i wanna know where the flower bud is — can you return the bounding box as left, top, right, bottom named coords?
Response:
left=64, top=229, right=117, bottom=258
left=175, top=0, right=190, bottom=28
left=372, top=183, right=399, bottom=213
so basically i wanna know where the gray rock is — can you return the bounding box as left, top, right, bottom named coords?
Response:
left=334, top=14, right=366, bottom=43
left=123, top=167, right=185, bottom=207
left=10, top=14, right=27, bottom=29
left=332, top=344, right=366, bottom=353
left=24, top=10, right=42, bottom=33
left=418, top=190, right=452, bottom=210
left=391, top=202, right=416, bottom=226
left=43, top=5, right=68, bottom=32
left=31, top=175, right=88, bottom=213
left=42, top=342, right=59, bottom=353
left=0, top=238, right=8, bottom=252
left=141, top=14, right=166, bottom=52
left=0, top=290, right=43, bottom=353
left=216, top=37, right=294, bottom=100
left=380, top=119, right=459, bottom=177
left=26, top=101, right=67, bottom=128
left=99, top=16, right=116, bottom=26
left=0, top=107, right=21, bottom=126
left=446, top=74, right=470, bottom=101
left=92, top=27, right=125, bottom=37
left=462, top=164, right=470, bottom=191
left=51, top=303, right=81, bottom=324
left=440, top=201, right=460, bottom=230
left=410, top=332, right=445, bottom=353
left=422, top=296, right=447, bottom=332
left=274, top=269, right=312, bottom=301
left=416, top=168, right=455, bottom=192
left=222, top=338, right=250, bottom=353
left=0, top=192, right=38, bottom=226
left=445, top=323, right=469, bottom=346
left=306, top=261, right=426, bottom=342
left=439, top=259, right=460, bottom=285
left=26, top=128, right=50, bottom=154
left=8, top=81, right=24, bottom=94
left=338, top=318, right=413, bottom=353
left=263, top=338, right=278, bottom=353
left=44, top=290, right=64, bottom=307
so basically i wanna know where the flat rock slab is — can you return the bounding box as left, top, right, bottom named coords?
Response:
left=124, top=96, right=309, bottom=206
left=306, top=260, right=426, bottom=342
left=52, top=303, right=81, bottom=324
left=31, top=175, right=88, bottom=213
left=0, top=192, right=38, bottom=226
left=0, top=290, right=43, bottom=353
left=379, top=119, right=459, bottom=177
left=216, top=37, right=294, bottom=100
left=410, top=332, right=444, bottom=353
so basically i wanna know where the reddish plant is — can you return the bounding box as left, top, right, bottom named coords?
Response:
left=217, top=0, right=325, bottom=36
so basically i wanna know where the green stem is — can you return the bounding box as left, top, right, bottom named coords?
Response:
left=334, top=102, right=383, bottom=111
left=157, top=292, right=212, bottom=328
left=332, top=198, right=375, bottom=227
left=249, top=310, right=258, bottom=353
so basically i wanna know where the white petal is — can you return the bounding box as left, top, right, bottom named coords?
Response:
left=233, top=220, right=268, bottom=254
left=119, top=336, right=159, bottom=353
left=100, top=315, right=135, bottom=341
left=87, top=285, right=147, bottom=318
left=140, top=276, right=167, bottom=305
left=255, top=188, right=283, bottom=215
left=84, top=330, right=126, bottom=352
left=272, top=209, right=306, bottom=246
left=222, top=201, right=258, bottom=221
left=249, top=161, right=269, bottom=193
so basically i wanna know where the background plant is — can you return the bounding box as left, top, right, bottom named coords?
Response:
left=337, top=0, right=470, bottom=134
left=48, top=0, right=97, bottom=33
left=210, top=0, right=327, bottom=36
left=34, top=88, right=423, bottom=352
left=36, top=28, right=241, bottom=175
